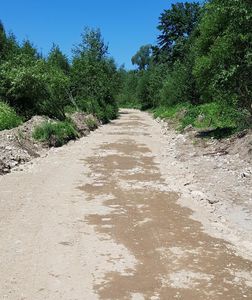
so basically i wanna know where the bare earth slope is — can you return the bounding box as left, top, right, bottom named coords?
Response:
left=0, top=109, right=251, bottom=299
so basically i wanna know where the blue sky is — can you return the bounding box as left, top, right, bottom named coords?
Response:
left=1, top=0, right=197, bottom=69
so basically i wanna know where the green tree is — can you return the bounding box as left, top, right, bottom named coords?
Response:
left=131, top=44, right=153, bottom=70
left=71, top=28, right=118, bottom=122
left=156, top=2, right=201, bottom=64
left=47, top=44, right=70, bottom=74
left=193, top=0, right=252, bottom=113
left=21, top=39, right=39, bottom=59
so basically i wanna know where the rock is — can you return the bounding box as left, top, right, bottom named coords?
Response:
left=208, top=199, right=220, bottom=204
left=241, top=172, right=250, bottom=178
left=197, top=114, right=205, bottom=123
left=237, top=130, right=248, bottom=139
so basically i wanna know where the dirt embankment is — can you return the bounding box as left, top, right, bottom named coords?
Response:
left=0, top=113, right=99, bottom=175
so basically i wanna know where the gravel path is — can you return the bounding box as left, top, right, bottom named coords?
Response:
left=0, top=109, right=251, bottom=299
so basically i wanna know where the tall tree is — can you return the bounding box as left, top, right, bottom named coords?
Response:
left=21, top=39, right=39, bottom=58
left=156, top=2, right=201, bottom=64
left=193, top=0, right=252, bottom=113
left=0, top=21, right=7, bottom=60
left=73, top=27, right=108, bottom=61
left=48, top=44, right=70, bottom=74
left=131, top=44, right=153, bottom=70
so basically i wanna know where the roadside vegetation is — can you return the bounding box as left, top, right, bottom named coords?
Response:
left=32, top=121, right=79, bottom=147
left=0, top=101, right=22, bottom=130
left=119, top=0, right=252, bottom=138
left=0, top=23, right=123, bottom=143
left=1, top=0, right=251, bottom=143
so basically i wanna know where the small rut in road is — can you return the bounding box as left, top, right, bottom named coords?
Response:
left=79, top=112, right=252, bottom=299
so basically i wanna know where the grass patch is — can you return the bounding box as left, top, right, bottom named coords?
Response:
left=152, top=102, right=250, bottom=139
left=0, top=101, right=23, bottom=131
left=33, top=121, right=79, bottom=147
left=119, top=101, right=142, bottom=109
left=180, top=103, right=237, bottom=130
left=152, top=103, right=191, bottom=119
left=85, top=117, right=98, bottom=130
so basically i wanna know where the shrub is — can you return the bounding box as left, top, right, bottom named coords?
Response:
left=0, top=101, right=22, bottom=130
left=33, top=121, right=79, bottom=147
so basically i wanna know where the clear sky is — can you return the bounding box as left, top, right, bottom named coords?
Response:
left=1, top=0, right=197, bottom=69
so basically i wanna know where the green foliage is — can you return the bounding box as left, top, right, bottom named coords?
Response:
left=117, top=71, right=139, bottom=107
left=21, top=40, right=40, bottom=59
left=180, top=102, right=238, bottom=130
left=137, top=65, right=167, bottom=110
left=47, top=44, right=70, bottom=74
left=0, top=54, right=48, bottom=116
left=119, top=0, right=252, bottom=136
left=85, top=117, right=98, bottom=130
left=73, top=27, right=108, bottom=61
left=131, top=45, right=153, bottom=70
left=0, top=53, right=71, bottom=119
left=193, top=0, right=252, bottom=112
left=152, top=103, right=191, bottom=119
left=71, top=28, right=119, bottom=123
left=0, top=101, right=22, bottom=130
left=32, top=121, right=79, bottom=147
left=156, top=2, right=201, bottom=64
left=153, top=102, right=248, bottom=138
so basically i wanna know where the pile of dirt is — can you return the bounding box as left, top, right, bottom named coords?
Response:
left=68, top=112, right=99, bottom=135
left=0, top=113, right=100, bottom=175
left=0, top=116, right=48, bottom=175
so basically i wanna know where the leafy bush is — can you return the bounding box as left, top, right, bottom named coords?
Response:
left=0, top=53, right=71, bottom=120
left=32, top=121, right=79, bottom=147
left=0, top=101, right=22, bottom=130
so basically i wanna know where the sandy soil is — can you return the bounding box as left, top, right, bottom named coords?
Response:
left=0, top=109, right=251, bottom=299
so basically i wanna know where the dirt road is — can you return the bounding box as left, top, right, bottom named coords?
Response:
left=0, top=110, right=251, bottom=299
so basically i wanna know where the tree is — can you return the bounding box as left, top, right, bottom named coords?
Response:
left=0, top=21, right=19, bottom=62
left=131, top=44, right=153, bottom=70
left=193, top=0, right=252, bottom=113
left=21, top=39, right=40, bottom=59
left=73, top=27, right=108, bottom=61
left=71, top=27, right=118, bottom=122
left=156, top=2, right=201, bottom=64
left=0, top=21, right=7, bottom=60
left=47, top=44, right=70, bottom=74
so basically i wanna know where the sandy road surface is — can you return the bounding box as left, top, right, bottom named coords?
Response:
left=0, top=110, right=251, bottom=299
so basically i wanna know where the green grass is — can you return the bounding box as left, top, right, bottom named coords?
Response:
left=152, top=103, right=191, bottom=119
left=119, top=101, right=142, bottom=110
left=0, top=101, right=23, bottom=131
left=180, top=103, right=237, bottom=130
left=33, top=121, right=79, bottom=147
left=152, top=102, right=249, bottom=139
left=85, top=117, right=98, bottom=130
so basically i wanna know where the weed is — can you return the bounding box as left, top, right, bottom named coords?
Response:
left=33, top=121, right=79, bottom=147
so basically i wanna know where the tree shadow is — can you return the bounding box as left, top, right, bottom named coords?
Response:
left=195, top=127, right=236, bottom=139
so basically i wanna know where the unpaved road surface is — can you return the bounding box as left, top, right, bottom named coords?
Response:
left=0, top=110, right=251, bottom=299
